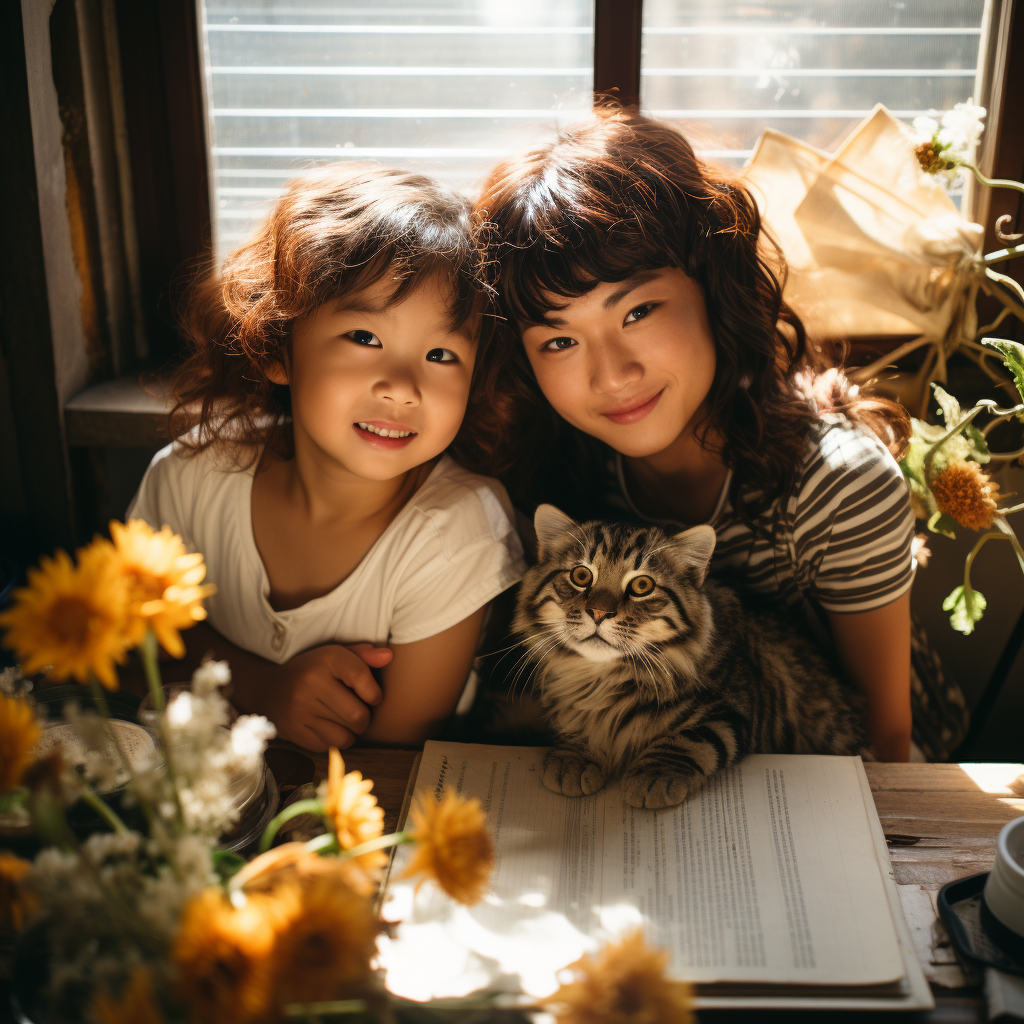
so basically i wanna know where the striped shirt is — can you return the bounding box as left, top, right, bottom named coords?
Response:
left=606, top=414, right=915, bottom=632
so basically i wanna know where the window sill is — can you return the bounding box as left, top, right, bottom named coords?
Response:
left=64, top=375, right=171, bottom=448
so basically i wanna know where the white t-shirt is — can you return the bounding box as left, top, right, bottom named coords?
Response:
left=127, top=445, right=526, bottom=664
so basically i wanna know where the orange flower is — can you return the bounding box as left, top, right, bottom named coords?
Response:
left=322, top=749, right=387, bottom=879
left=400, top=791, right=494, bottom=905
left=269, top=868, right=378, bottom=1008
left=0, top=545, right=131, bottom=690
left=0, top=692, right=41, bottom=793
left=109, top=519, right=215, bottom=657
left=0, top=852, right=36, bottom=932
left=544, top=929, right=695, bottom=1024
left=173, top=887, right=283, bottom=1024
left=90, top=967, right=165, bottom=1024
left=931, top=461, right=1002, bottom=531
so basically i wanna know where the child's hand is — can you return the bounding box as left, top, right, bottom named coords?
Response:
left=261, top=642, right=392, bottom=751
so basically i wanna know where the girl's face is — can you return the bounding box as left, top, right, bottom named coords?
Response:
left=520, top=268, right=717, bottom=459
left=272, top=274, right=476, bottom=481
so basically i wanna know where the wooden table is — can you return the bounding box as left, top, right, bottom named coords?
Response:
left=323, top=751, right=1024, bottom=1022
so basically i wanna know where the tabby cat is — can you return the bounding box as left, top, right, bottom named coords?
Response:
left=515, top=505, right=868, bottom=809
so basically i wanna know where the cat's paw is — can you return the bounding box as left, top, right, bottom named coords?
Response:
left=622, top=770, right=692, bottom=809
left=542, top=749, right=607, bottom=797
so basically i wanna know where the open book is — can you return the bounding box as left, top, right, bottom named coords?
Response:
left=379, top=742, right=933, bottom=1012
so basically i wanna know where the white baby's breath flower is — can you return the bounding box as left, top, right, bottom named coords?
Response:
left=913, top=114, right=939, bottom=141
left=913, top=103, right=987, bottom=187
left=229, top=715, right=276, bottom=767
left=942, top=102, right=986, bottom=156
left=0, top=666, right=26, bottom=696
left=83, top=831, right=142, bottom=863
left=191, top=658, right=232, bottom=696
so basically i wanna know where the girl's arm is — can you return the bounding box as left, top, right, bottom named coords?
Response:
left=178, top=622, right=390, bottom=751
left=362, top=607, right=488, bottom=746
left=826, top=592, right=912, bottom=762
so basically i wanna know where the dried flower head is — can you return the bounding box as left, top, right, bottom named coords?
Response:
left=109, top=520, right=215, bottom=657
left=173, top=887, right=282, bottom=1024
left=0, top=545, right=131, bottom=690
left=322, top=748, right=387, bottom=882
left=269, top=867, right=379, bottom=1007
left=914, top=141, right=955, bottom=176
left=90, top=967, right=166, bottom=1024
left=0, top=691, right=41, bottom=793
left=930, top=460, right=1002, bottom=531
left=545, top=929, right=695, bottom=1024
left=0, top=852, right=37, bottom=931
left=401, top=790, right=494, bottom=905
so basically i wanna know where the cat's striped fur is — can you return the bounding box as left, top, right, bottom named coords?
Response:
left=515, top=505, right=868, bottom=809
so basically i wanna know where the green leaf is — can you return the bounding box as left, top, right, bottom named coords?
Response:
left=982, top=337, right=1024, bottom=412
left=212, top=849, right=247, bottom=882
left=932, top=384, right=962, bottom=429
left=942, top=585, right=988, bottom=635
left=927, top=511, right=958, bottom=540
left=930, top=384, right=990, bottom=463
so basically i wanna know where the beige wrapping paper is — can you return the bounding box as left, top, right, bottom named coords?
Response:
left=740, top=105, right=984, bottom=384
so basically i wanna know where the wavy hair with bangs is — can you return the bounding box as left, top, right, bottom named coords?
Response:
left=171, top=165, right=485, bottom=466
left=462, top=105, right=908, bottom=522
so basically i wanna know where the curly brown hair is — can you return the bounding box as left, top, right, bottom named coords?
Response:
left=170, top=165, right=485, bottom=466
left=460, top=105, right=909, bottom=521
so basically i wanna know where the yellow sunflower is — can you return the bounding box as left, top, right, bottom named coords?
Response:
left=322, top=749, right=387, bottom=877
left=90, top=967, right=166, bottom=1024
left=930, top=461, right=1002, bottom=531
left=109, top=519, right=215, bottom=657
left=173, top=887, right=285, bottom=1024
left=0, top=692, right=41, bottom=793
left=268, top=867, right=379, bottom=1008
left=0, top=544, right=131, bottom=690
left=400, top=791, right=494, bottom=905
left=544, top=929, right=695, bottom=1024
left=0, top=852, right=36, bottom=932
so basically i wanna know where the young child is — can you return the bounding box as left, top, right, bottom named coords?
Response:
left=466, top=106, right=967, bottom=762
left=129, top=166, right=525, bottom=750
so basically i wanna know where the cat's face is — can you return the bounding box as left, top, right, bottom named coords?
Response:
left=515, top=505, right=716, bottom=664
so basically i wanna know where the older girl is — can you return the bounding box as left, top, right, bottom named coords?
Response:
left=466, top=106, right=965, bottom=761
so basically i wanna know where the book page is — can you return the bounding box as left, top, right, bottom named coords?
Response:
left=603, top=754, right=904, bottom=985
left=379, top=743, right=905, bottom=1001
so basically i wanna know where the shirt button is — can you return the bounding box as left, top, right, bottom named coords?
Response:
left=271, top=623, right=286, bottom=652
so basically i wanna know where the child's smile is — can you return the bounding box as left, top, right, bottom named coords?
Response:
left=269, top=273, right=476, bottom=482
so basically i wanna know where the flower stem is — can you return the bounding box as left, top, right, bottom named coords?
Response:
left=259, top=798, right=325, bottom=853
left=984, top=243, right=1024, bottom=265
left=988, top=443, right=1024, bottom=461
left=305, top=832, right=338, bottom=855
left=78, top=779, right=129, bottom=834
left=138, top=629, right=164, bottom=712
left=966, top=162, right=1024, bottom=199
left=994, top=516, right=1024, bottom=574
left=139, top=627, right=186, bottom=828
left=999, top=502, right=1024, bottom=515
left=339, top=831, right=411, bottom=861
left=924, top=405, right=986, bottom=475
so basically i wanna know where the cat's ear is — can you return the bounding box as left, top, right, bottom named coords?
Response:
left=534, top=504, right=579, bottom=561
left=667, top=524, right=717, bottom=586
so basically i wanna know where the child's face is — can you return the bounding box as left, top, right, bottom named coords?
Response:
left=519, top=268, right=717, bottom=458
left=275, top=274, right=476, bottom=481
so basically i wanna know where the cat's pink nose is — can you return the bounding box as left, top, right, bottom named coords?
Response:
left=586, top=608, right=610, bottom=623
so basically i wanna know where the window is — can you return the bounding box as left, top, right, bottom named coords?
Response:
left=200, top=1, right=994, bottom=255
left=200, top=0, right=594, bottom=257
left=641, top=0, right=987, bottom=170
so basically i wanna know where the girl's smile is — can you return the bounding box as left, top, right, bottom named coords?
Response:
left=520, top=268, right=717, bottom=460
left=269, top=274, right=476, bottom=482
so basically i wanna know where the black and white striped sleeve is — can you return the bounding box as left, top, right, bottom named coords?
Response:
left=792, top=421, right=915, bottom=613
